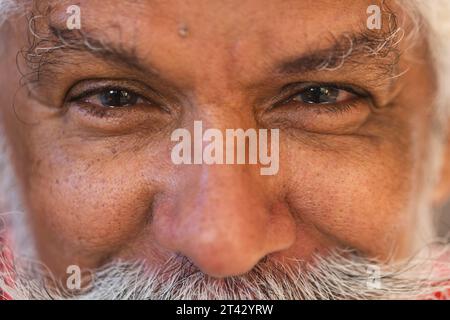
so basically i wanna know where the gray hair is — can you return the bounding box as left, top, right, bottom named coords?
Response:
left=400, top=0, right=450, bottom=122
left=2, top=246, right=449, bottom=300
left=0, top=0, right=19, bottom=27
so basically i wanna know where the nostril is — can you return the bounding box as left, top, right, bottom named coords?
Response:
left=176, top=233, right=272, bottom=278
left=154, top=215, right=296, bottom=278
left=150, top=166, right=297, bottom=278
left=258, top=255, right=269, bottom=264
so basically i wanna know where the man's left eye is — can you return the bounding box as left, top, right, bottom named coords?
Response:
left=86, top=89, right=144, bottom=108
left=291, top=85, right=356, bottom=105
left=263, top=83, right=372, bottom=134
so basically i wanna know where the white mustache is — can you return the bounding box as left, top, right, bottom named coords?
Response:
left=1, top=246, right=449, bottom=300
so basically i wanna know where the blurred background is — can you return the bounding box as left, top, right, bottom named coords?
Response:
left=439, top=204, right=450, bottom=237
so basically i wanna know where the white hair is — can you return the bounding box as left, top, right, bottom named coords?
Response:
left=0, top=0, right=17, bottom=27
left=1, top=247, right=449, bottom=300
left=405, top=0, right=450, bottom=121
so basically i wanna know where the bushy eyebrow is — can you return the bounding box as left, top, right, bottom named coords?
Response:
left=277, top=28, right=403, bottom=76
left=20, top=20, right=162, bottom=87
left=49, top=25, right=159, bottom=76
left=31, top=23, right=162, bottom=81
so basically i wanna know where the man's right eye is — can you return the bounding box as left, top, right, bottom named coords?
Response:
left=79, top=88, right=148, bottom=109
left=98, top=89, right=139, bottom=108
left=63, top=81, right=174, bottom=125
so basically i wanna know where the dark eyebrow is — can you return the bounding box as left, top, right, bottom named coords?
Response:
left=277, top=29, right=402, bottom=76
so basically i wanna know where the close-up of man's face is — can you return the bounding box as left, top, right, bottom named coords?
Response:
left=0, top=0, right=449, bottom=300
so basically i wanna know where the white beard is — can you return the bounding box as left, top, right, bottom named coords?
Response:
left=1, top=245, right=449, bottom=300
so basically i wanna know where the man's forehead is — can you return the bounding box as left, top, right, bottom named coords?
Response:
left=45, top=0, right=394, bottom=44
left=24, top=0, right=407, bottom=95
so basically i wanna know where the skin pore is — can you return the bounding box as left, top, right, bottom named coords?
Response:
left=0, top=0, right=448, bottom=285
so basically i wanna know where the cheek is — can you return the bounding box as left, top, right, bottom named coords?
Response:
left=284, top=134, right=418, bottom=258
left=23, top=136, right=171, bottom=262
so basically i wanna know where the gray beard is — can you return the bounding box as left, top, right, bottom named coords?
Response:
left=1, top=246, right=449, bottom=300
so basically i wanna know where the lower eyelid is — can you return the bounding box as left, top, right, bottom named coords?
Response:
left=70, top=101, right=123, bottom=118
left=72, top=99, right=169, bottom=121
left=284, top=99, right=360, bottom=114
left=261, top=100, right=371, bottom=134
left=316, top=102, right=360, bottom=115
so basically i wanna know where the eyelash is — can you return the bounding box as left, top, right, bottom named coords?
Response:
left=278, top=84, right=368, bottom=115
left=65, top=84, right=159, bottom=117
left=66, top=83, right=367, bottom=119
left=67, top=87, right=144, bottom=104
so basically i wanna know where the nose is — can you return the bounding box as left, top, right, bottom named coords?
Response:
left=153, top=164, right=296, bottom=278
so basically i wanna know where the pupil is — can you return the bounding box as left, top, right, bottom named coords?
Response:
left=300, top=86, right=339, bottom=104
left=100, top=89, right=138, bottom=107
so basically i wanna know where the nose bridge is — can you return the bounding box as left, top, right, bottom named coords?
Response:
left=182, top=164, right=268, bottom=258
left=156, top=163, right=294, bottom=278
left=193, top=164, right=268, bottom=237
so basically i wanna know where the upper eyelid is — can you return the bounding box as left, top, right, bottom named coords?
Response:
left=64, top=80, right=166, bottom=105
left=277, top=84, right=367, bottom=106
left=262, top=84, right=369, bottom=114
left=66, top=80, right=369, bottom=108
left=67, top=87, right=144, bottom=103
left=64, top=82, right=175, bottom=114
left=282, top=83, right=369, bottom=97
